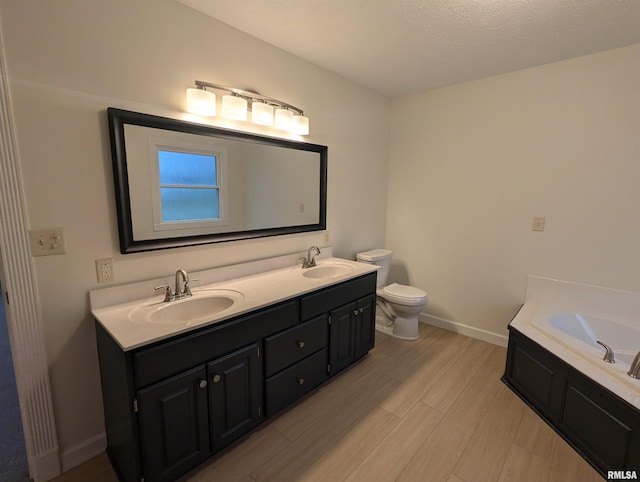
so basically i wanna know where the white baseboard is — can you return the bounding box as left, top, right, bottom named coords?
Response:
left=420, top=313, right=508, bottom=347
left=29, top=447, right=61, bottom=482
left=60, top=431, right=106, bottom=472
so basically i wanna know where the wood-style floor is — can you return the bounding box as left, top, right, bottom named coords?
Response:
left=54, top=324, right=604, bottom=482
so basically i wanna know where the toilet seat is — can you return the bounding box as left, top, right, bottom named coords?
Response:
left=380, top=283, right=427, bottom=306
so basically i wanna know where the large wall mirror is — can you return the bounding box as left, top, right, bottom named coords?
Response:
left=108, top=108, right=327, bottom=253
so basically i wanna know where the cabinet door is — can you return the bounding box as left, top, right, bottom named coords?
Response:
left=504, top=329, right=564, bottom=422
left=137, top=365, right=210, bottom=482
left=354, top=294, right=376, bottom=359
left=562, top=380, right=635, bottom=470
left=329, top=303, right=356, bottom=374
left=208, top=343, right=262, bottom=452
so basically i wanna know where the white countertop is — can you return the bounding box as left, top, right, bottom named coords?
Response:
left=90, top=255, right=379, bottom=351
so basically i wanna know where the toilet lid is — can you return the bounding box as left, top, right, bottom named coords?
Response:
left=382, top=283, right=427, bottom=304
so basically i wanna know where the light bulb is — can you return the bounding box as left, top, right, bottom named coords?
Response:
left=292, top=115, right=309, bottom=135
left=275, top=108, right=294, bottom=130
left=222, top=95, right=248, bottom=121
left=251, top=102, right=274, bottom=126
left=186, top=88, right=216, bottom=116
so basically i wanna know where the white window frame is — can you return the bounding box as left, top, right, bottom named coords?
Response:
left=148, top=137, right=228, bottom=232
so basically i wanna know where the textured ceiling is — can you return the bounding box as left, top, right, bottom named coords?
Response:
left=178, top=0, right=640, bottom=98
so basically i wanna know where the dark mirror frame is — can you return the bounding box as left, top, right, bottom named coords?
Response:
left=107, top=108, right=327, bottom=254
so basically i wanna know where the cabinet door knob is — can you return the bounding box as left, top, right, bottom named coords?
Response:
left=353, top=310, right=359, bottom=316
left=212, top=374, right=221, bottom=383
left=297, top=341, right=305, bottom=348
left=297, top=378, right=305, bottom=385
left=199, top=379, right=208, bottom=389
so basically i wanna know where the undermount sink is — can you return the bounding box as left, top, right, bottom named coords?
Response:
left=128, top=289, right=244, bottom=325
left=300, top=262, right=356, bottom=279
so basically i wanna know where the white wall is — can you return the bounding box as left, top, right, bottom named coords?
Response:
left=387, top=43, right=640, bottom=340
left=0, top=0, right=389, bottom=467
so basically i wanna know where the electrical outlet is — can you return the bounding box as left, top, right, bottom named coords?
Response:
left=29, top=228, right=66, bottom=256
left=95, top=258, right=114, bottom=283
left=532, top=217, right=546, bottom=232
left=324, top=231, right=330, bottom=244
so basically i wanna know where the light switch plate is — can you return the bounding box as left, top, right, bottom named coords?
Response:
left=29, top=228, right=66, bottom=256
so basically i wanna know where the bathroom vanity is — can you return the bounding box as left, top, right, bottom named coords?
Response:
left=92, top=255, right=377, bottom=482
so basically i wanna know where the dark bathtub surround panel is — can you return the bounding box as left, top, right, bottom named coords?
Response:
left=503, top=326, right=640, bottom=476
left=96, top=272, right=377, bottom=482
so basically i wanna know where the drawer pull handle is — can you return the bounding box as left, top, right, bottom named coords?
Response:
left=297, top=378, right=305, bottom=385
left=199, top=379, right=208, bottom=389
left=298, top=341, right=305, bottom=348
left=212, top=374, right=221, bottom=383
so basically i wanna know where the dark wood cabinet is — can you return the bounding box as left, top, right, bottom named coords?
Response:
left=96, top=271, right=377, bottom=482
left=329, top=303, right=356, bottom=374
left=208, top=343, right=262, bottom=452
left=503, top=326, right=640, bottom=477
left=135, top=344, right=262, bottom=481
left=354, top=294, right=376, bottom=360
left=327, top=293, right=376, bottom=375
left=137, top=366, right=210, bottom=482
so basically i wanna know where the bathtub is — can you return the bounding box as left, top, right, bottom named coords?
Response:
left=505, top=276, right=640, bottom=474
left=510, top=276, right=640, bottom=410
left=547, top=311, right=640, bottom=366
left=511, top=302, right=640, bottom=410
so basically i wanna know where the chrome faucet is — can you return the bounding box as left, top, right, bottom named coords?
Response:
left=299, top=246, right=321, bottom=268
left=154, top=269, right=193, bottom=302
left=628, top=351, right=640, bottom=378
left=175, top=269, right=192, bottom=298
left=596, top=341, right=615, bottom=363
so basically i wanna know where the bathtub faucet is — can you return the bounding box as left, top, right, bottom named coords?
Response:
left=596, top=341, right=615, bottom=364
left=628, top=351, right=640, bottom=379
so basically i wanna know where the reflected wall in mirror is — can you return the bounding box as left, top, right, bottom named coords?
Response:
left=108, top=108, right=327, bottom=253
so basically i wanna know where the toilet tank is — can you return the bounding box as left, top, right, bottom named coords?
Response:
left=356, top=249, right=392, bottom=288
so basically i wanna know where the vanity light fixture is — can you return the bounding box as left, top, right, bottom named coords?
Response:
left=186, top=80, right=310, bottom=135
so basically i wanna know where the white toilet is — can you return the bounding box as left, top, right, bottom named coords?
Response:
left=356, top=249, right=427, bottom=341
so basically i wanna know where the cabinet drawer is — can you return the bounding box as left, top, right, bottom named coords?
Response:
left=300, top=273, right=376, bottom=321
left=265, top=315, right=327, bottom=377
left=134, top=301, right=297, bottom=388
left=265, top=349, right=328, bottom=416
